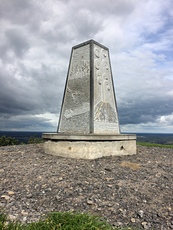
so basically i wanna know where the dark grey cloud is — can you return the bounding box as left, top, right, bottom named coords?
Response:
left=3, top=29, right=30, bottom=58
left=0, top=64, right=64, bottom=117
left=118, top=95, right=173, bottom=125
left=0, top=114, right=56, bottom=131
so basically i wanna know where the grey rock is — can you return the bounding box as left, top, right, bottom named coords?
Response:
left=26, top=194, right=32, bottom=198
left=86, top=199, right=94, bottom=205
left=137, top=210, right=144, bottom=218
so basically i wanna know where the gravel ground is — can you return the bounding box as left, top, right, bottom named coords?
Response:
left=0, top=144, right=173, bottom=229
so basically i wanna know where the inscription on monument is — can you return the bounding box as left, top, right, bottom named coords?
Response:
left=70, top=60, right=89, bottom=78
left=93, top=44, right=119, bottom=133
left=58, top=44, right=90, bottom=133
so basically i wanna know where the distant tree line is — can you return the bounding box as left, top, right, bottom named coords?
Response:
left=137, top=134, right=173, bottom=145
left=0, top=135, right=44, bottom=146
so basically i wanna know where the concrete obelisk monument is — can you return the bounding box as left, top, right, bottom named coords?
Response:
left=42, top=40, right=136, bottom=159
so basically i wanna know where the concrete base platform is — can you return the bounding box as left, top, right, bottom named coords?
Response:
left=42, top=133, right=136, bottom=159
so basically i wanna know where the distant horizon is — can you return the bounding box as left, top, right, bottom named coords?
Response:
left=0, top=130, right=173, bottom=135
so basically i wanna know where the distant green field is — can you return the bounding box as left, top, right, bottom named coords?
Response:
left=137, top=142, right=173, bottom=148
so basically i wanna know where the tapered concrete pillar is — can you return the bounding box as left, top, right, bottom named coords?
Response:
left=57, top=40, right=120, bottom=134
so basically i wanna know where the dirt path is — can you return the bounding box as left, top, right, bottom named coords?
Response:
left=0, top=144, right=173, bottom=229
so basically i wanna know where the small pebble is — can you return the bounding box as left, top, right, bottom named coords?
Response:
left=131, top=218, right=136, bottom=223
left=86, top=199, right=94, bottom=205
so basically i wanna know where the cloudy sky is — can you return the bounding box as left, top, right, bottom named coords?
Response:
left=0, top=0, right=173, bottom=133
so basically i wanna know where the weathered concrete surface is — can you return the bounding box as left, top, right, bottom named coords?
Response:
left=58, top=43, right=91, bottom=134
left=57, top=40, right=120, bottom=134
left=43, top=135, right=136, bottom=159
left=42, top=133, right=136, bottom=141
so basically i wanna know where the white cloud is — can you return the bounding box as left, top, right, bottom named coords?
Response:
left=157, top=113, right=173, bottom=125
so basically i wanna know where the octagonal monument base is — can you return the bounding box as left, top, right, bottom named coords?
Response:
left=42, top=133, right=136, bottom=159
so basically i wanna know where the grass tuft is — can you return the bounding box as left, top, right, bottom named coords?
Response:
left=0, top=211, right=137, bottom=230
left=0, top=212, right=7, bottom=229
left=120, top=161, right=141, bottom=170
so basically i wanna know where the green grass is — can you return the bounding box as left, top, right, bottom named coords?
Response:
left=137, top=142, right=173, bottom=148
left=27, top=136, right=44, bottom=144
left=0, top=211, right=136, bottom=230
left=0, top=136, right=19, bottom=146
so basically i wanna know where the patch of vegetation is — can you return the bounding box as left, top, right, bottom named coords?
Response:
left=0, top=211, right=136, bottom=230
left=136, top=133, right=173, bottom=145
left=0, top=136, right=19, bottom=146
left=0, top=135, right=44, bottom=146
left=0, top=211, right=6, bottom=229
left=137, top=142, right=173, bottom=148
left=27, top=136, right=44, bottom=144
